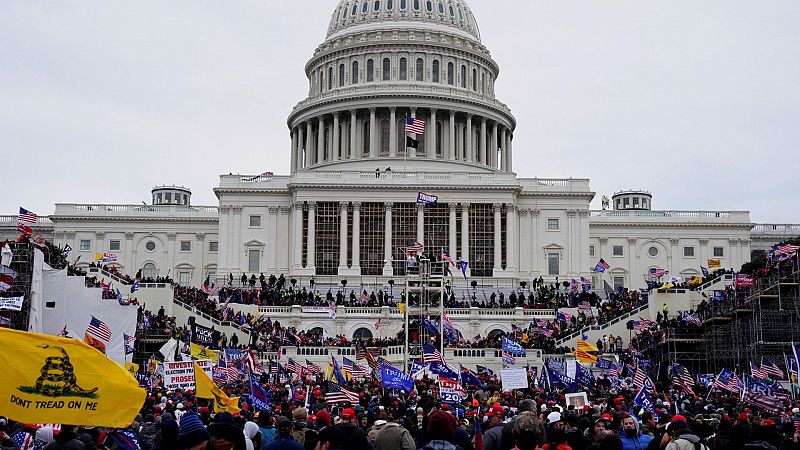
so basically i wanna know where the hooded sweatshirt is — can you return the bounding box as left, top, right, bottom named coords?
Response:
left=619, top=420, right=653, bottom=450
left=665, top=433, right=709, bottom=450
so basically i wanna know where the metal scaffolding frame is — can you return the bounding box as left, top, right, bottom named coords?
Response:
left=403, top=258, right=447, bottom=370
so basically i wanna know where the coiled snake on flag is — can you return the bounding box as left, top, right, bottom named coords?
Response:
left=34, top=345, right=98, bottom=397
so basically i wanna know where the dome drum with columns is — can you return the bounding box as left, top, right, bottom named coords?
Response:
left=287, top=0, right=515, bottom=174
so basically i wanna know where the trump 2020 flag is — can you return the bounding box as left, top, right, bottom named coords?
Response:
left=0, top=328, right=146, bottom=427
left=634, top=385, right=656, bottom=412
left=379, top=365, right=415, bottom=392
left=502, top=336, right=526, bottom=356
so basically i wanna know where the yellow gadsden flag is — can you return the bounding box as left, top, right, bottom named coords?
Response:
left=0, top=328, right=146, bottom=428
left=193, top=362, right=239, bottom=414
left=190, top=342, right=219, bottom=364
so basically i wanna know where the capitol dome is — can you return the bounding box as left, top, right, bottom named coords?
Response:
left=326, top=0, right=482, bottom=42
left=286, top=0, right=516, bottom=174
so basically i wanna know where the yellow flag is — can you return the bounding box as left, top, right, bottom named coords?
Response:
left=0, top=328, right=146, bottom=428
left=398, top=303, right=406, bottom=314
left=193, top=362, right=239, bottom=414
left=95, top=252, right=104, bottom=261
left=575, top=349, right=598, bottom=364
left=577, top=339, right=599, bottom=353
left=190, top=342, right=219, bottom=364
left=707, top=259, right=721, bottom=269
left=148, top=358, right=160, bottom=373
left=124, top=362, right=139, bottom=377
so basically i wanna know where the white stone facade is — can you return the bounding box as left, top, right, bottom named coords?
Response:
left=22, top=0, right=786, bottom=291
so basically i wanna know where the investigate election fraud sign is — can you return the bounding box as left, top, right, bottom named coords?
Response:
left=163, top=360, right=213, bottom=390
left=0, top=328, right=146, bottom=428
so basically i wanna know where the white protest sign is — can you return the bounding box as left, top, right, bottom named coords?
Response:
left=0, top=296, right=24, bottom=311
left=501, top=367, right=529, bottom=391
left=163, top=359, right=212, bottom=390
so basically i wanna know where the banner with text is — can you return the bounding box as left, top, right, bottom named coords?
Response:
left=163, top=360, right=212, bottom=390
left=0, top=296, right=24, bottom=311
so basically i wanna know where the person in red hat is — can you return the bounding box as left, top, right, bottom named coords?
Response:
left=483, top=404, right=506, bottom=450
left=333, top=408, right=370, bottom=450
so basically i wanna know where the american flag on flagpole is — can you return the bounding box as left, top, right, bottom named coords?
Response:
left=325, top=381, right=359, bottom=404
left=670, top=363, right=695, bottom=395
left=305, top=359, right=322, bottom=375
left=750, top=362, right=768, bottom=380
left=761, top=358, right=784, bottom=379
left=18, top=207, right=37, bottom=225
left=422, top=344, right=445, bottom=364
left=405, top=115, right=426, bottom=134
left=407, top=241, right=424, bottom=254
left=87, top=316, right=112, bottom=341
left=356, top=344, right=380, bottom=369
left=286, top=358, right=307, bottom=375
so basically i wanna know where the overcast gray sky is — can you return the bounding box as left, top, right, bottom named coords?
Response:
left=2, top=1, right=799, bottom=223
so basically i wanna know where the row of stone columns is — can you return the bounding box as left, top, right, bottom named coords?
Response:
left=289, top=108, right=514, bottom=172
left=293, top=201, right=518, bottom=276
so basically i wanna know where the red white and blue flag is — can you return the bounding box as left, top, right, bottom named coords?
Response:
left=87, top=316, right=112, bottom=341
left=405, top=115, right=426, bottom=134
left=18, top=207, right=37, bottom=225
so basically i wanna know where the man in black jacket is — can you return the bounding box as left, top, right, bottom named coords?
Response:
left=333, top=408, right=370, bottom=450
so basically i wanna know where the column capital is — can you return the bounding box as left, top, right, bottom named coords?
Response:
left=231, top=205, right=243, bottom=213
left=430, top=108, right=437, bottom=115
left=294, top=201, right=304, bottom=210
left=493, top=203, right=502, bottom=212
left=461, top=202, right=471, bottom=211
left=339, top=201, right=349, bottom=213
left=196, top=233, right=206, bottom=241
left=384, top=202, right=393, bottom=210
left=728, top=238, right=739, bottom=246
left=410, top=107, right=417, bottom=115
left=566, top=209, right=577, bottom=217
left=307, top=201, right=317, bottom=210
left=65, top=231, right=76, bottom=239
left=167, top=233, right=177, bottom=241
left=627, top=238, right=637, bottom=245
left=95, top=231, right=105, bottom=239
left=332, top=111, right=340, bottom=119
left=699, top=238, right=709, bottom=244
left=578, top=210, right=589, bottom=217
left=599, top=237, right=609, bottom=244
left=317, top=115, right=324, bottom=122
left=369, top=107, right=376, bottom=114
left=268, top=206, right=279, bottom=214
left=349, top=109, right=357, bottom=116
left=124, top=232, right=135, bottom=240
left=449, top=202, right=458, bottom=212
left=739, top=239, right=751, bottom=245
left=507, top=204, right=516, bottom=213
left=279, top=206, right=291, bottom=214
left=219, top=205, right=231, bottom=213
left=389, top=106, right=396, bottom=113
left=449, top=110, right=456, bottom=117
left=352, top=201, right=361, bottom=210
left=518, top=209, right=528, bottom=217
left=417, top=203, right=425, bottom=212
left=466, top=113, right=473, bottom=119
left=480, top=116, right=487, bottom=124
left=531, top=209, right=540, bottom=217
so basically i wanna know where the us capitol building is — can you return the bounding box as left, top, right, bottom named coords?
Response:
left=6, top=0, right=782, bottom=293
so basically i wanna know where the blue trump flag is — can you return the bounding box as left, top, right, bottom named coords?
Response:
left=634, top=385, right=656, bottom=412
left=502, top=336, right=526, bottom=356
left=380, top=365, right=415, bottom=392
left=249, top=373, right=270, bottom=411
left=429, top=361, right=459, bottom=379
left=459, top=260, right=468, bottom=280
left=460, top=365, right=485, bottom=389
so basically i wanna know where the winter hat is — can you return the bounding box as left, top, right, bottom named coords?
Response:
left=427, top=411, right=457, bottom=441
left=315, top=410, right=332, bottom=427
left=177, top=411, right=210, bottom=450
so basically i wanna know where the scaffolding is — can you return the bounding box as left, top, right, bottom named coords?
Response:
left=701, top=259, right=800, bottom=374
left=2, top=242, right=34, bottom=331
left=403, top=258, right=447, bottom=370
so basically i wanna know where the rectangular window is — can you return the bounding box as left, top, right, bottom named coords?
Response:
left=613, top=276, right=625, bottom=291
left=209, top=241, right=219, bottom=252
left=165, top=193, right=172, bottom=203
left=109, top=240, right=121, bottom=251
left=547, top=218, right=559, bottom=231
left=180, top=241, right=192, bottom=252
left=683, top=246, right=695, bottom=257
left=713, top=247, right=724, bottom=258
left=80, top=240, right=91, bottom=251
left=589, top=245, right=595, bottom=257
left=178, top=272, right=190, bottom=286
left=249, top=215, right=262, bottom=227
left=547, top=253, right=559, bottom=276
left=248, top=249, right=260, bottom=272
left=612, top=245, right=624, bottom=257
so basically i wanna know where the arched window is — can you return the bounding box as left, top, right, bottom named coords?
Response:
left=399, top=57, right=407, bottom=80
left=353, top=327, right=373, bottom=340
left=426, top=0, right=433, bottom=12
left=413, top=0, right=421, bottom=11
left=352, top=61, right=359, bottom=84
left=362, top=121, right=370, bottom=156
left=142, top=262, right=157, bottom=279
left=457, top=6, right=464, bottom=22
left=460, top=65, right=466, bottom=88
left=432, top=60, right=439, bottom=82
left=400, top=0, right=407, bottom=10
left=480, top=72, right=485, bottom=93
left=436, top=120, right=444, bottom=157
left=339, top=64, right=345, bottom=87
left=382, top=57, right=391, bottom=81
left=362, top=1, right=369, bottom=13
left=367, top=59, right=374, bottom=82
left=374, top=0, right=381, bottom=11
left=438, top=1, right=444, bottom=14
left=380, top=119, right=390, bottom=155
left=324, top=127, right=330, bottom=160
left=328, top=67, right=333, bottom=90
left=387, top=0, right=393, bottom=10
left=319, top=69, right=324, bottom=92
left=351, top=3, right=358, bottom=15
left=308, top=327, right=324, bottom=338
left=472, top=68, right=477, bottom=91
left=447, top=62, right=454, bottom=85
left=415, top=58, right=424, bottom=81
left=487, top=329, right=506, bottom=340
left=449, top=5, right=455, bottom=17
